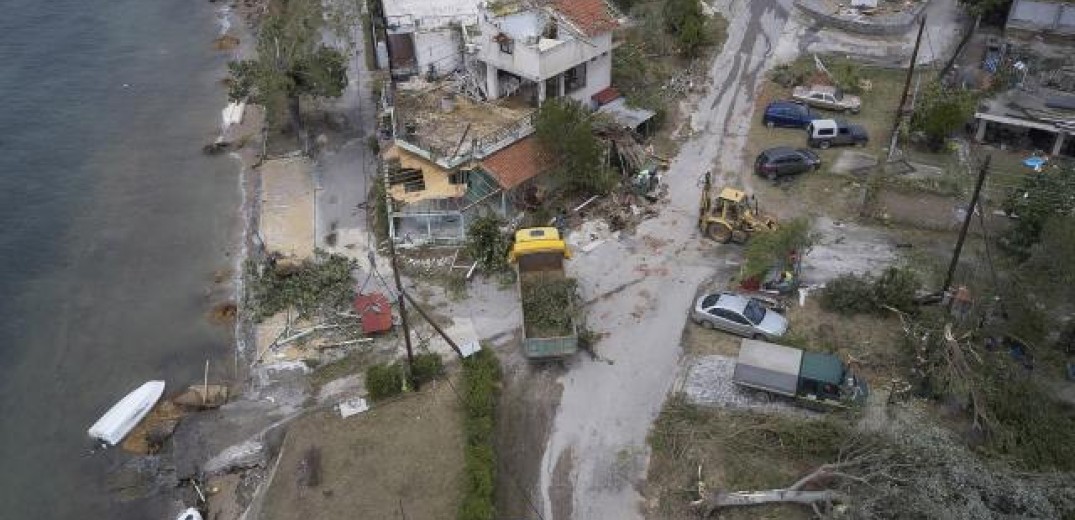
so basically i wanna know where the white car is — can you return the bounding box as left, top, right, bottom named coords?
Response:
left=691, top=292, right=789, bottom=341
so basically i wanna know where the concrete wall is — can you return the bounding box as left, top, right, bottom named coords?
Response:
left=477, top=17, right=612, bottom=82
left=566, top=52, right=613, bottom=108
left=794, top=0, right=926, bottom=35
left=414, top=30, right=464, bottom=76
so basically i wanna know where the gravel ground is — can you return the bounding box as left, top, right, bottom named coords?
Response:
left=676, top=355, right=811, bottom=415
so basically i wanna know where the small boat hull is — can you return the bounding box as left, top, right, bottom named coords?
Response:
left=88, top=380, right=166, bottom=446
left=176, top=507, right=203, bottom=520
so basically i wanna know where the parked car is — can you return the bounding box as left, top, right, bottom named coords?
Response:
left=754, top=147, right=821, bottom=180
left=807, top=119, right=868, bottom=149
left=691, top=292, right=789, bottom=341
left=792, top=84, right=861, bottom=113
left=762, top=101, right=816, bottom=129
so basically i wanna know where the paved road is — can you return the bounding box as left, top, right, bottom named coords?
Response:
left=315, top=8, right=378, bottom=266
left=536, top=1, right=797, bottom=518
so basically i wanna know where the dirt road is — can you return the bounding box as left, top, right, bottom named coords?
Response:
left=536, top=1, right=799, bottom=518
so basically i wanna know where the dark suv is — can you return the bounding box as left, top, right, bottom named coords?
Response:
left=754, top=147, right=821, bottom=180
left=763, top=101, right=816, bottom=129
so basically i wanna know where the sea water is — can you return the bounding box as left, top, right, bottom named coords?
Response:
left=0, top=0, right=240, bottom=516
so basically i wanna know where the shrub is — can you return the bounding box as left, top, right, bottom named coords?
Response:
left=365, top=363, right=404, bottom=400
left=411, top=353, right=445, bottom=387
left=820, top=267, right=919, bottom=315
left=458, top=348, right=501, bottom=520
left=465, top=215, right=511, bottom=273
left=820, top=273, right=877, bottom=314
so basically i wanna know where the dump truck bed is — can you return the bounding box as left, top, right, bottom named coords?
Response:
left=515, top=250, right=578, bottom=359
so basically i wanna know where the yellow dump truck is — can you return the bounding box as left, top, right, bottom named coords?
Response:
left=509, top=227, right=579, bottom=360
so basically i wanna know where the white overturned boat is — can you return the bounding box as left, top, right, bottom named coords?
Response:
left=88, top=380, right=165, bottom=446
left=176, top=507, right=203, bottom=520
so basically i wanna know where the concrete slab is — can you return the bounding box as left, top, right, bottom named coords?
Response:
left=259, top=157, right=315, bottom=259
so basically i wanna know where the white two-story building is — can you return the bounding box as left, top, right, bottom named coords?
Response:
left=476, top=0, right=619, bottom=108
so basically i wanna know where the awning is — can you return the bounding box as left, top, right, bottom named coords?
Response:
left=597, top=98, right=656, bottom=131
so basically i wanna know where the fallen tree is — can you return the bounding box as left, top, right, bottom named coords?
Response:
left=691, top=435, right=900, bottom=517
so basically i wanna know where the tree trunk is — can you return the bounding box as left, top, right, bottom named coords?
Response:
left=288, top=94, right=307, bottom=154
left=695, top=489, right=847, bottom=517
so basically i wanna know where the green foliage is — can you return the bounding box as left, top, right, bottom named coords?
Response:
left=365, top=362, right=404, bottom=400
left=410, top=353, right=445, bottom=387
left=744, top=218, right=814, bottom=279
left=371, top=173, right=389, bottom=242
left=458, top=348, right=501, bottom=520
left=820, top=267, right=920, bottom=315
left=1001, top=171, right=1075, bottom=252
left=245, top=249, right=357, bottom=321
left=873, top=266, right=920, bottom=314
left=465, top=215, right=511, bottom=273
left=821, top=273, right=877, bottom=314
left=832, top=62, right=864, bottom=95
left=910, top=82, right=978, bottom=151
left=535, top=99, right=614, bottom=195
left=226, top=0, right=348, bottom=133
left=521, top=277, right=578, bottom=337
left=665, top=0, right=712, bottom=57
left=984, top=367, right=1075, bottom=471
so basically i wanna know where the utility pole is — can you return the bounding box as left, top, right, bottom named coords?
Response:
left=386, top=236, right=415, bottom=378
left=400, top=289, right=464, bottom=358
left=888, top=15, right=927, bottom=161
left=943, top=155, right=991, bottom=298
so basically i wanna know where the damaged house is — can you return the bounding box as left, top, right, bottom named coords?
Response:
left=972, top=0, right=1075, bottom=156
left=379, top=0, right=625, bottom=245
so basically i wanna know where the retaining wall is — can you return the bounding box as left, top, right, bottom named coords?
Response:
left=795, top=0, right=928, bottom=35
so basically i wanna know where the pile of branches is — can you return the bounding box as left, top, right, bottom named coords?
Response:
left=521, top=277, right=577, bottom=337
left=245, top=249, right=358, bottom=321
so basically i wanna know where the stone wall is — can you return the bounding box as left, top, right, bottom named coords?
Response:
left=795, top=0, right=928, bottom=35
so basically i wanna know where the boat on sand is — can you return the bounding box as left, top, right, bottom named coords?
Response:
left=88, top=380, right=165, bottom=446
left=176, top=507, right=203, bottom=520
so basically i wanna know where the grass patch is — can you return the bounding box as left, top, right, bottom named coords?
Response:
left=366, top=362, right=405, bottom=400
left=309, top=351, right=369, bottom=392
left=458, top=348, right=501, bottom=520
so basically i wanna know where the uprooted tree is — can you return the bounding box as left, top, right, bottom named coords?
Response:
left=227, top=0, right=348, bottom=150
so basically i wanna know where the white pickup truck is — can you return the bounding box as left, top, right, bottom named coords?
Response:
left=791, top=85, right=861, bottom=114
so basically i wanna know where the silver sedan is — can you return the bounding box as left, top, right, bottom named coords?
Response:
left=691, top=292, right=789, bottom=341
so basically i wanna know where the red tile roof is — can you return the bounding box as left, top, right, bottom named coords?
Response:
left=480, top=136, right=550, bottom=190
left=553, top=0, right=619, bottom=37
left=592, top=86, right=621, bottom=106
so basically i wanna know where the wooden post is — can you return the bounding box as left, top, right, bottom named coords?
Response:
left=387, top=236, right=415, bottom=379
left=888, top=16, right=927, bottom=161
left=943, top=155, right=990, bottom=302
left=203, top=359, right=210, bottom=407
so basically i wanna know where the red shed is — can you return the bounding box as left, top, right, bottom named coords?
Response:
left=353, top=292, right=393, bottom=334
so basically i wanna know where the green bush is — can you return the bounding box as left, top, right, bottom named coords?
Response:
left=365, top=363, right=404, bottom=400
left=411, top=353, right=445, bottom=387
left=457, top=348, right=501, bottom=520
left=465, top=215, right=511, bottom=273
left=986, top=371, right=1075, bottom=471
left=873, top=267, right=919, bottom=314
left=820, top=273, right=877, bottom=314
left=821, top=267, right=919, bottom=315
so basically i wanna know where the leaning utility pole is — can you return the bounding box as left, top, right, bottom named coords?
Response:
left=400, top=289, right=464, bottom=358
left=942, top=155, right=991, bottom=298
left=887, top=15, right=927, bottom=161
left=386, top=236, right=415, bottom=376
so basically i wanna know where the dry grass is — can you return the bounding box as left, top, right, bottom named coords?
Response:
left=261, top=378, right=464, bottom=520
left=644, top=398, right=852, bottom=520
